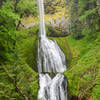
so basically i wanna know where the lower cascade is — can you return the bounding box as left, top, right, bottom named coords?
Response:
left=38, top=74, right=67, bottom=100
left=37, top=0, right=68, bottom=100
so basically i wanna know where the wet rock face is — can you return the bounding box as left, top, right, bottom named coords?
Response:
left=46, top=16, right=70, bottom=35
left=43, top=0, right=70, bottom=35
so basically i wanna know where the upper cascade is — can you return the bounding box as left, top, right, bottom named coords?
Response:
left=37, top=0, right=67, bottom=73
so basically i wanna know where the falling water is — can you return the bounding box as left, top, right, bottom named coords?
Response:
left=37, top=0, right=66, bottom=73
left=38, top=0, right=46, bottom=37
left=37, top=0, right=68, bottom=100
left=38, top=74, right=67, bottom=100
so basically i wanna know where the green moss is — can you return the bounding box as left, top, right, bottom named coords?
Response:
left=16, top=27, right=38, bottom=71
left=0, top=62, right=39, bottom=100
left=46, top=25, right=64, bottom=36
left=0, top=26, right=39, bottom=100
left=64, top=35, right=100, bottom=99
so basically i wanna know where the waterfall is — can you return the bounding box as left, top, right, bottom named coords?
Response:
left=37, top=0, right=68, bottom=100
left=38, top=74, right=67, bottom=100
left=37, top=0, right=66, bottom=73
left=38, top=0, right=46, bottom=37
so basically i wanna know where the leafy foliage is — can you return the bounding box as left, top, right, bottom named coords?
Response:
left=64, top=35, right=100, bottom=99
left=0, top=0, right=37, bottom=60
left=0, top=62, right=38, bottom=100
left=44, top=0, right=65, bottom=14
left=0, top=0, right=38, bottom=99
left=17, top=0, right=37, bottom=17
left=0, top=0, right=19, bottom=60
left=0, top=27, right=39, bottom=99
left=67, top=0, right=100, bottom=39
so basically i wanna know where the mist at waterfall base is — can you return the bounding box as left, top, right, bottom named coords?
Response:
left=37, top=0, right=68, bottom=100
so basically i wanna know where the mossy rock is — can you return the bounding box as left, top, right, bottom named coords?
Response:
left=17, top=27, right=38, bottom=72
left=46, top=25, right=67, bottom=37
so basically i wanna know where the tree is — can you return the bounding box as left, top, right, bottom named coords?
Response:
left=66, top=0, right=100, bottom=39
left=44, top=0, right=65, bottom=14
left=0, top=0, right=37, bottom=61
left=70, top=0, right=83, bottom=39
